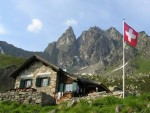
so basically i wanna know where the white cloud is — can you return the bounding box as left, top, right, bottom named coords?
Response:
left=64, top=18, right=78, bottom=26
left=0, top=25, right=6, bottom=35
left=27, top=18, right=42, bottom=33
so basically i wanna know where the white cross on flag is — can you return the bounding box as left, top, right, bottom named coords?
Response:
left=124, top=22, right=138, bottom=47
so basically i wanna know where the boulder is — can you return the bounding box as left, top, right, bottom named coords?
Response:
left=109, top=86, right=121, bottom=92
left=115, top=104, right=124, bottom=113
left=67, top=97, right=79, bottom=108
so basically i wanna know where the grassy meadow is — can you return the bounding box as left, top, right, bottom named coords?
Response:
left=0, top=94, right=150, bottom=113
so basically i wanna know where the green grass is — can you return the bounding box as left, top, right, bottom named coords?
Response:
left=58, top=94, right=150, bottom=113
left=0, top=54, right=25, bottom=68
left=0, top=94, right=150, bottom=113
left=0, top=101, right=57, bottom=113
left=135, top=56, right=150, bottom=73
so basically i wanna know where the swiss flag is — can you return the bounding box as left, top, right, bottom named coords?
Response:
left=124, top=22, right=138, bottom=47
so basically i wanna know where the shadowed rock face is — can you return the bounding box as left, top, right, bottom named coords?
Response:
left=0, top=26, right=150, bottom=74
left=0, top=65, right=17, bottom=92
left=44, top=26, right=123, bottom=72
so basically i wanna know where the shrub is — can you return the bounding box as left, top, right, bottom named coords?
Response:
left=92, top=96, right=123, bottom=106
left=139, top=93, right=150, bottom=102
left=123, top=95, right=147, bottom=112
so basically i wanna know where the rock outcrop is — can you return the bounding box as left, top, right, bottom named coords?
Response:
left=0, top=65, right=17, bottom=92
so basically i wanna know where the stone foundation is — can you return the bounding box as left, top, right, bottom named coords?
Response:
left=0, top=90, right=56, bottom=106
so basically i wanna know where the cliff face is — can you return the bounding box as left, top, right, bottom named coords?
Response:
left=1, top=26, right=150, bottom=74
left=44, top=26, right=119, bottom=72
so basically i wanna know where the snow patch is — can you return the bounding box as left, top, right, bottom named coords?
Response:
left=88, top=73, right=93, bottom=76
left=66, top=37, right=69, bottom=44
left=0, top=47, right=4, bottom=54
left=81, top=73, right=87, bottom=75
left=112, top=62, right=128, bottom=72
left=85, top=55, right=88, bottom=59
left=74, top=55, right=80, bottom=62
left=81, top=73, right=93, bottom=76
left=81, top=66, right=88, bottom=69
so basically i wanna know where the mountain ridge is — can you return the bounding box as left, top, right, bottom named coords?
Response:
left=0, top=26, right=150, bottom=75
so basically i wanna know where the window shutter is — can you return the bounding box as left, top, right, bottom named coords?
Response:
left=72, top=82, right=77, bottom=92
left=30, top=79, right=32, bottom=86
left=20, top=79, right=25, bottom=88
left=59, top=83, right=64, bottom=92
left=36, top=77, right=41, bottom=87
left=47, top=77, right=50, bottom=86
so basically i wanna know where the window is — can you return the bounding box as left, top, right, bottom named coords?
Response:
left=20, top=79, right=32, bottom=88
left=65, top=84, right=73, bottom=92
left=36, top=77, right=50, bottom=87
left=41, top=78, right=49, bottom=87
left=25, top=80, right=32, bottom=88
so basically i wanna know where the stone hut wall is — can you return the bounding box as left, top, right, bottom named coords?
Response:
left=15, top=61, right=57, bottom=96
left=0, top=90, right=56, bottom=105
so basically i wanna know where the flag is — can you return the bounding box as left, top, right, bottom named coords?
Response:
left=124, top=22, right=138, bottom=47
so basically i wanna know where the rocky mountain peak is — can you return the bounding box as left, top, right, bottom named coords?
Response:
left=76, top=26, right=115, bottom=70
left=87, top=26, right=104, bottom=35
left=138, top=31, right=150, bottom=44
left=44, top=26, right=79, bottom=68
left=65, top=26, right=74, bottom=34
left=78, top=26, right=105, bottom=43
left=138, top=31, right=149, bottom=38
left=88, top=26, right=102, bottom=31
left=56, top=26, right=76, bottom=49
left=107, top=27, right=118, bottom=34
left=136, top=31, right=150, bottom=58
left=44, top=42, right=56, bottom=53
left=106, top=27, right=122, bottom=41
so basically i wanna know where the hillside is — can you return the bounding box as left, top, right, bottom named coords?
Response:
left=81, top=55, right=150, bottom=94
left=0, top=54, right=25, bottom=68
left=0, top=54, right=25, bottom=92
left=0, top=41, right=50, bottom=63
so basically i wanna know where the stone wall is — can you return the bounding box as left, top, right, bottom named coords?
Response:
left=0, top=90, right=56, bottom=105
left=15, top=61, right=57, bottom=96
left=81, top=91, right=122, bottom=100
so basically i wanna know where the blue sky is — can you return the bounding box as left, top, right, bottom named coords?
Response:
left=0, top=0, right=150, bottom=51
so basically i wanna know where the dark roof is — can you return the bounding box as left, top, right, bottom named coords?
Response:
left=10, top=55, right=59, bottom=79
left=77, top=78, right=111, bottom=92
left=59, top=69, right=111, bottom=92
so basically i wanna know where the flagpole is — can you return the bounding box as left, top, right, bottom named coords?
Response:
left=123, top=19, right=125, bottom=98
